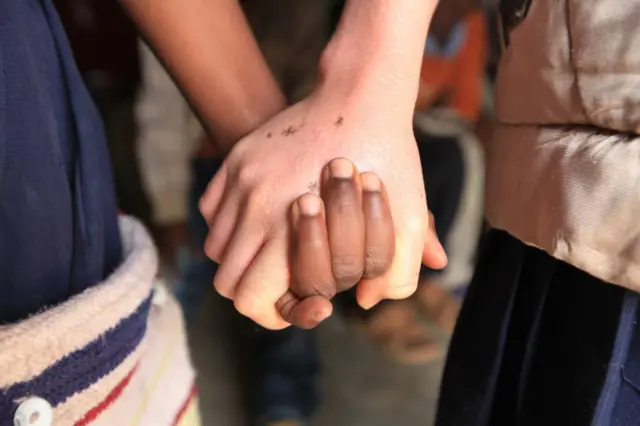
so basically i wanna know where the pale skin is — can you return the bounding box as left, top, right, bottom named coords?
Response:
left=120, top=0, right=447, bottom=329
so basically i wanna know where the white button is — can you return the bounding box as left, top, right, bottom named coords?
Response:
left=152, top=281, right=168, bottom=307
left=14, top=396, right=53, bottom=426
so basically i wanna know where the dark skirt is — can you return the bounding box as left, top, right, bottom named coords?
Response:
left=437, top=230, right=640, bottom=426
left=0, top=0, right=121, bottom=323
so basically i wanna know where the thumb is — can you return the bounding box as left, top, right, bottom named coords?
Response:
left=276, top=292, right=333, bottom=330
left=422, top=211, right=447, bottom=270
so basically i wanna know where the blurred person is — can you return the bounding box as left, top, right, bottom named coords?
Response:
left=416, top=0, right=487, bottom=122
left=436, top=1, right=640, bottom=425
left=415, top=0, right=487, bottom=310
left=135, top=40, right=201, bottom=268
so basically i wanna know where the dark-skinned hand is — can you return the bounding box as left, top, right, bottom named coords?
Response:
left=277, top=158, right=445, bottom=329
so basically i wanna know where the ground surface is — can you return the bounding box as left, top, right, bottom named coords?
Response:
left=188, top=290, right=445, bottom=426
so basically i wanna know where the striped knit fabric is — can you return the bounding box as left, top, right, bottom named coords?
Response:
left=0, top=217, right=201, bottom=426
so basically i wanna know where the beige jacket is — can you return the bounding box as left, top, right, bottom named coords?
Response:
left=486, top=0, right=640, bottom=290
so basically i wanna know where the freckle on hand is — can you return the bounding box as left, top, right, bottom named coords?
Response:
left=282, top=126, right=297, bottom=136
left=267, top=132, right=272, bottom=138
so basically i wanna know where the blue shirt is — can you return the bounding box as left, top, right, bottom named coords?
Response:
left=0, top=0, right=122, bottom=323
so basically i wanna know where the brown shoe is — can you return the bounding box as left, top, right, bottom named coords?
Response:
left=348, top=300, right=446, bottom=366
left=414, top=277, right=461, bottom=334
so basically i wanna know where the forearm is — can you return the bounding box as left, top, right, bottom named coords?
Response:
left=320, top=0, right=439, bottom=119
left=120, top=0, right=285, bottom=154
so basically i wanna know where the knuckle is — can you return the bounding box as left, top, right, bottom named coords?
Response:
left=245, top=185, right=271, bottom=212
left=311, top=280, right=337, bottom=299
left=364, top=248, right=392, bottom=278
left=298, top=277, right=336, bottom=299
left=233, top=294, right=259, bottom=319
left=261, top=318, right=290, bottom=331
left=235, top=162, right=259, bottom=188
left=213, top=278, right=232, bottom=299
left=243, top=186, right=274, bottom=232
left=331, top=253, right=364, bottom=286
left=204, top=237, right=222, bottom=263
left=384, top=279, right=419, bottom=301
left=198, top=197, right=209, bottom=217
left=275, top=293, right=298, bottom=320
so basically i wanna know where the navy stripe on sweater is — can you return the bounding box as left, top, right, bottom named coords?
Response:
left=0, top=294, right=152, bottom=423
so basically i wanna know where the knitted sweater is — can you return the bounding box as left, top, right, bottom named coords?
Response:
left=0, top=217, right=200, bottom=426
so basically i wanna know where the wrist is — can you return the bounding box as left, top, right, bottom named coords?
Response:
left=317, top=0, right=437, bottom=114
left=209, top=88, right=287, bottom=155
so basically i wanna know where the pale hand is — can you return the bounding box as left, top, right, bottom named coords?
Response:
left=199, top=88, right=446, bottom=330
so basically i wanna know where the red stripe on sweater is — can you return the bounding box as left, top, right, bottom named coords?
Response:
left=172, top=382, right=199, bottom=426
left=74, top=365, right=138, bottom=426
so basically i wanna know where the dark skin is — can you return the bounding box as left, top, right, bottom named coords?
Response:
left=277, top=158, right=397, bottom=329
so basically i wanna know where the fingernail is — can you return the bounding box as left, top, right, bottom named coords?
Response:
left=360, top=172, right=381, bottom=192
left=329, top=158, right=354, bottom=179
left=297, top=193, right=322, bottom=216
left=313, top=308, right=331, bottom=323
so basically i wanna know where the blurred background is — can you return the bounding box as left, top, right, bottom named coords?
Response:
left=53, top=0, right=501, bottom=425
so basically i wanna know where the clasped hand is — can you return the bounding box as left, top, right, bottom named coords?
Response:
left=199, top=92, right=447, bottom=329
